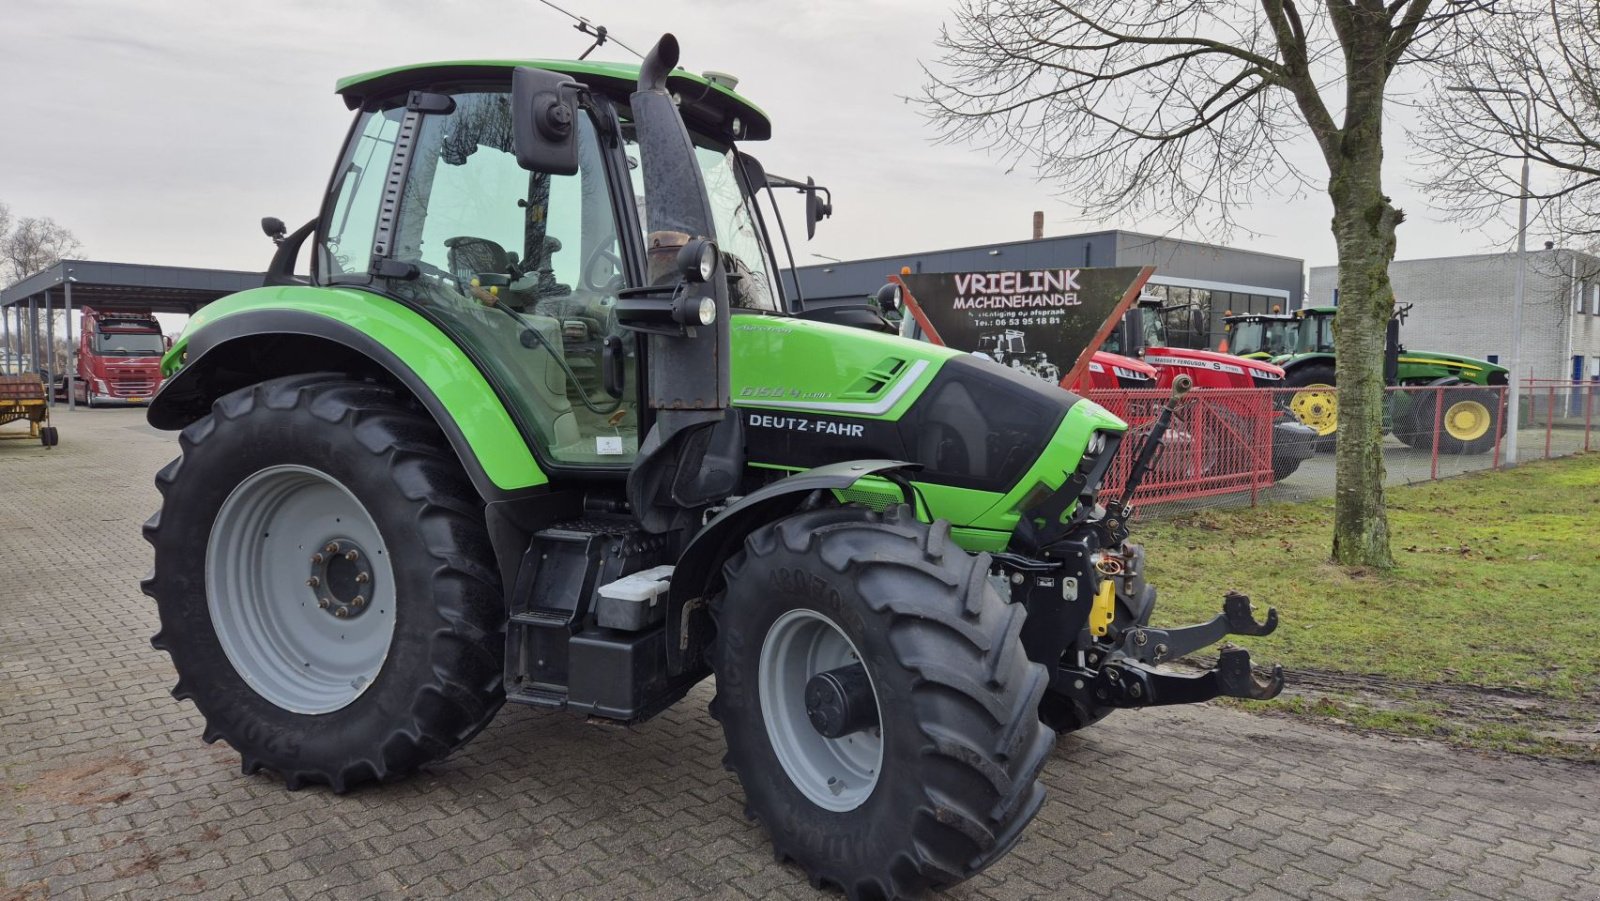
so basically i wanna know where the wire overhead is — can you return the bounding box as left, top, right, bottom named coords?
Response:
left=531, top=0, right=645, bottom=60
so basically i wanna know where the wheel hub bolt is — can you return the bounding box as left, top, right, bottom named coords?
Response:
left=308, top=538, right=374, bottom=620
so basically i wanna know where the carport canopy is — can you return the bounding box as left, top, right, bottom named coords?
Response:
left=0, top=259, right=262, bottom=401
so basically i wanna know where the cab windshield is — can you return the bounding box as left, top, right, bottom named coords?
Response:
left=1230, top=319, right=1294, bottom=356
left=94, top=333, right=164, bottom=356
left=620, top=126, right=779, bottom=312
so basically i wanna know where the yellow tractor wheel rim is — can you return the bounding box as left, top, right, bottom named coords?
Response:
left=1289, top=383, right=1339, bottom=436
left=1444, top=399, right=1491, bottom=441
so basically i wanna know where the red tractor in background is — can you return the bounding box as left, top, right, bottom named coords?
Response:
left=1102, top=297, right=1317, bottom=482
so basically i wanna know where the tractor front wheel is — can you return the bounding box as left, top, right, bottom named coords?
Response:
left=711, top=505, right=1052, bottom=899
left=143, top=374, right=505, bottom=792
left=1284, top=363, right=1339, bottom=451
left=1436, top=389, right=1502, bottom=455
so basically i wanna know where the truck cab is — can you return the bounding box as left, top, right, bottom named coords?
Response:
left=72, top=307, right=167, bottom=406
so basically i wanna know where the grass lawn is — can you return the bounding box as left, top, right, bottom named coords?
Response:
left=1137, top=452, right=1600, bottom=761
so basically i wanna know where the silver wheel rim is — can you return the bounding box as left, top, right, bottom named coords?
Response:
left=206, top=464, right=396, bottom=714
left=758, top=608, right=884, bottom=812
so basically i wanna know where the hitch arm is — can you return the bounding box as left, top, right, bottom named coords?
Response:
left=1115, top=591, right=1277, bottom=665
left=1090, top=648, right=1286, bottom=708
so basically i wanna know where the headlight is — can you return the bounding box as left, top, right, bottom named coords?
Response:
left=696, top=296, right=717, bottom=326
left=677, top=238, right=718, bottom=283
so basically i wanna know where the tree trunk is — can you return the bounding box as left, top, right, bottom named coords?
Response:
left=1327, top=143, right=1398, bottom=569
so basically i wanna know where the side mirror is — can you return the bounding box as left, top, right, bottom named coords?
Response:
left=261, top=217, right=287, bottom=244
left=805, top=177, right=832, bottom=240
left=512, top=67, right=582, bottom=175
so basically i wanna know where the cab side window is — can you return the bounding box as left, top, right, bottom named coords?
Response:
left=320, top=109, right=404, bottom=280
left=387, top=92, right=638, bottom=467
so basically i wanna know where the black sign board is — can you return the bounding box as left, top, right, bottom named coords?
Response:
left=893, top=266, right=1153, bottom=389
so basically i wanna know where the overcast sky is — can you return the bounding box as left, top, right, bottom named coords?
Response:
left=0, top=0, right=1541, bottom=283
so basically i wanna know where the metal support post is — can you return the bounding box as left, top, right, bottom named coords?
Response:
left=64, top=281, right=74, bottom=411
left=45, top=290, right=56, bottom=406
left=28, top=295, right=39, bottom=376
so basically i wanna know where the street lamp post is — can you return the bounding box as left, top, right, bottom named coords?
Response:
left=1448, top=85, right=1531, bottom=465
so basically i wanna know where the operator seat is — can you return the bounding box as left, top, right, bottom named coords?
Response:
left=444, top=235, right=570, bottom=307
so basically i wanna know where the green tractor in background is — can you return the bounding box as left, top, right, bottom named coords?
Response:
left=1221, top=311, right=1299, bottom=361
left=1276, top=305, right=1509, bottom=455
left=141, top=36, right=1283, bottom=899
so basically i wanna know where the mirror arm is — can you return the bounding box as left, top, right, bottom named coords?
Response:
left=265, top=217, right=319, bottom=287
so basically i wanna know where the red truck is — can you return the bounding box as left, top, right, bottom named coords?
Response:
left=67, top=307, right=168, bottom=407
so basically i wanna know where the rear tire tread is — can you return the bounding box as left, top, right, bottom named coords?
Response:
left=143, top=373, right=503, bottom=793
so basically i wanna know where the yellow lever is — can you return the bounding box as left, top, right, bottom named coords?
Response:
left=1089, top=578, right=1116, bottom=637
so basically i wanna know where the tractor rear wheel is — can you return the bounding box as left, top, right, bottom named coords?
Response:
left=143, top=374, right=505, bottom=792
left=711, top=505, right=1052, bottom=900
left=1394, top=388, right=1502, bottom=455
left=1284, top=362, right=1339, bottom=451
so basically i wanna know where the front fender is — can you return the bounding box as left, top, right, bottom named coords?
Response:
left=150, top=286, right=547, bottom=497
left=664, top=459, right=919, bottom=674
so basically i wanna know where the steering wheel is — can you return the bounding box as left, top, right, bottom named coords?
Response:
left=582, top=247, right=626, bottom=293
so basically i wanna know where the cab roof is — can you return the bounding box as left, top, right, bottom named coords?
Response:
left=336, top=59, right=771, bottom=141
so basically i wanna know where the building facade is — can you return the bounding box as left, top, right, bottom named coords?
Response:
left=1308, top=248, right=1600, bottom=383
left=788, top=230, right=1305, bottom=351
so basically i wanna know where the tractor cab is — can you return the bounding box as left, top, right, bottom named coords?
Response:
left=1286, top=306, right=1338, bottom=358
left=1102, top=297, right=1287, bottom=391
left=1223, top=312, right=1298, bottom=360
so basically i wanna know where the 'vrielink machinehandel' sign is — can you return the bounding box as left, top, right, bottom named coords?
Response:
left=893, top=266, right=1154, bottom=389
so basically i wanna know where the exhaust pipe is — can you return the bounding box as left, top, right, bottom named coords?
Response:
left=638, top=33, right=679, bottom=92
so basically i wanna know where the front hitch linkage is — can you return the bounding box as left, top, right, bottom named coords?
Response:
left=1095, top=591, right=1285, bottom=707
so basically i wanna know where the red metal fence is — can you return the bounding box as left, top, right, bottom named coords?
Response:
left=1085, top=379, right=1598, bottom=512
left=1087, top=387, right=1277, bottom=505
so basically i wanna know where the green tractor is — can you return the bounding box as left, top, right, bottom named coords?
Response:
left=142, top=36, right=1282, bottom=898
left=1221, top=311, right=1299, bottom=361
left=1276, top=305, right=1508, bottom=455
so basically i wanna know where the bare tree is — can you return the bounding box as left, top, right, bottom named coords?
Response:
left=2, top=214, right=83, bottom=285
left=921, top=0, right=1491, bottom=568
left=1416, top=0, right=1600, bottom=241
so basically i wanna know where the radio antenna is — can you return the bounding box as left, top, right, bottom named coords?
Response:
left=531, top=0, right=645, bottom=60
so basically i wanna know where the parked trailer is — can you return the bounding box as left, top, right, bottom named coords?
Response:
left=0, top=374, right=60, bottom=447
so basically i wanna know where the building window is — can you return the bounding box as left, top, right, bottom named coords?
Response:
left=1487, top=354, right=1500, bottom=364
left=1592, top=283, right=1599, bottom=314
left=1578, top=281, right=1587, bottom=314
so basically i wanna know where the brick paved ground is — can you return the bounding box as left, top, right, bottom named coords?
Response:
left=3, top=408, right=1597, bottom=901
